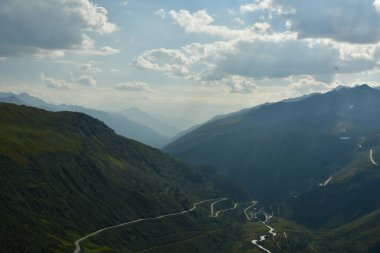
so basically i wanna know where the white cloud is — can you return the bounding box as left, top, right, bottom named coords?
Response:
left=135, top=6, right=379, bottom=92
left=240, top=0, right=295, bottom=15
left=155, top=9, right=166, bottom=19
left=287, top=75, right=331, bottom=94
left=40, top=73, right=71, bottom=89
left=168, top=9, right=253, bottom=39
left=0, top=0, right=117, bottom=56
left=78, top=36, right=120, bottom=55
left=219, top=75, right=257, bottom=94
left=134, top=37, right=376, bottom=88
left=95, top=46, right=120, bottom=55
left=133, top=41, right=236, bottom=82
left=33, top=49, right=65, bottom=59
left=167, top=9, right=294, bottom=41
left=374, top=0, right=380, bottom=12
left=114, top=82, right=153, bottom=92
left=250, top=22, right=271, bottom=33
left=78, top=75, right=97, bottom=86
left=79, top=63, right=102, bottom=73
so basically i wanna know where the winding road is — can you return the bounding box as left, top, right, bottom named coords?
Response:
left=249, top=212, right=277, bottom=253
left=213, top=201, right=251, bottom=217
left=243, top=201, right=258, bottom=220
left=209, top=198, right=228, bottom=217
left=73, top=197, right=279, bottom=253
left=252, top=239, right=271, bottom=253
left=73, top=198, right=225, bottom=253
left=370, top=149, right=378, bottom=165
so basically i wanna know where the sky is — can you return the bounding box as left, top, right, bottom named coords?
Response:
left=1, top=0, right=380, bottom=125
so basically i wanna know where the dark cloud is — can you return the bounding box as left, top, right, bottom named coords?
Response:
left=278, top=0, right=380, bottom=44
left=0, top=0, right=116, bottom=57
left=207, top=39, right=375, bottom=82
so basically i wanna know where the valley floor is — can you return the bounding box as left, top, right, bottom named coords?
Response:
left=74, top=198, right=286, bottom=253
left=76, top=198, right=380, bottom=253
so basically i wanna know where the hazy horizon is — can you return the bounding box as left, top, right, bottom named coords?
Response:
left=1, top=0, right=380, bottom=124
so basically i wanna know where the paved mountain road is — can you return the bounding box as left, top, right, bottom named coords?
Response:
left=370, top=149, right=378, bottom=165
left=73, top=198, right=225, bottom=253
left=248, top=212, right=277, bottom=253
left=209, top=198, right=228, bottom=217
left=243, top=201, right=258, bottom=220
left=73, top=197, right=277, bottom=253
left=212, top=201, right=252, bottom=218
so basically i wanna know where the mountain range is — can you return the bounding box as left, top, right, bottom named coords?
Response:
left=0, top=92, right=181, bottom=148
left=164, top=84, right=380, bottom=202
left=118, top=107, right=181, bottom=138
left=162, top=84, right=380, bottom=252
left=2, top=85, right=380, bottom=252
left=0, top=103, right=248, bottom=253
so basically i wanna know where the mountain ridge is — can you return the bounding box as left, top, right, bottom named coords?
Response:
left=118, top=107, right=181, bottom=138
left=164, top=85, right=380, bottom=202
left=0, top=102, right=249, bottom=253
left=0, top=92, right=169, bottom=148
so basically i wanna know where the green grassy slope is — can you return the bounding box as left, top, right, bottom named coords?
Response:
left=0, top=103, right=248, bottom=253
left=287, top=133, right=380, bottom=228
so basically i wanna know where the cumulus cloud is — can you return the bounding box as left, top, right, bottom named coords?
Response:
left=220, top=75, right=257, bottom=94
left=134, top=38, right=376, bottom=87
left=133, top=41, right=236, bottom=81
left=40, top=73, right=71, bottom=89
left=240, top=0, right=295, bottom=15
left=287, top=75, right=331, bottom=94
left=375, top=0, right=380, bottom=12
left=114, top=82, right=153, bottom=92
left=277, top=0, right=380, bottom=44
left=79, top=63, right=102, bottom=73
left=0, top=0, right=117, bottom=57
left=135, top=6, right=379, bottom=93
left=167, top=9, right=276, bottom=40
left=78, top=75, right=97, bottom=86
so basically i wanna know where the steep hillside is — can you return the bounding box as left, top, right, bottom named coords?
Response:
left=0, top=92, right=169, bottom=148
left=286, top=131, right=380, bottom=228
left=59, top=104, right=169, bottom=148
left=319, top=209, right=380, bottom=253
left=164, top=85, right=380, bottom=202
left=0, top=103, right=248, bottom=253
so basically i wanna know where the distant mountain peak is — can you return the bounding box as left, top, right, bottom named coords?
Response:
left=329, top=84, right=380, bottom=98
left=119, top=107, right=181, bottom=138
left=332, top=85, right=350, bottom=91
left=353, top=83, right=372, bottom=90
